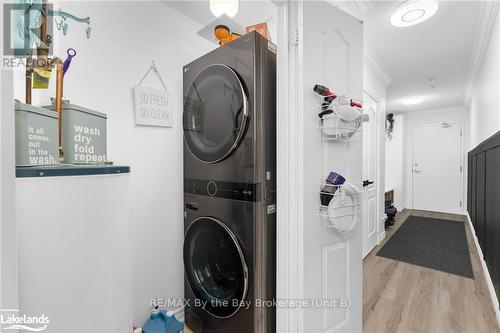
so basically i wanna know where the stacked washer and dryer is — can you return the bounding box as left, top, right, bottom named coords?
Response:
left=182, top=31, right=277, bottom=333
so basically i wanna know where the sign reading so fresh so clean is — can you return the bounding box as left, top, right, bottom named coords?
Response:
left=134, top=85, right=173, bottom=127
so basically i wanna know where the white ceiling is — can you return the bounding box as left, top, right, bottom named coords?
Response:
left=163, top=1, right=278, bottom=42
left=364, top=1, right=481, bottom=113
left=164, top=1, right=480, bottom=114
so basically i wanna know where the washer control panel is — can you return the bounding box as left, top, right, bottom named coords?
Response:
left=184, top=178, right=258, bottom=202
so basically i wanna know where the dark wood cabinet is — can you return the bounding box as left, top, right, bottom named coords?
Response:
left=468, top=131, right=500, bottom=304
left=476, top=152, right=486, bottom=251
left=470, top=155, right=477, bottom=231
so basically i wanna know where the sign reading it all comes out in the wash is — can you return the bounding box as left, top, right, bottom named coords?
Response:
left=134, top=85, right=172, bottom=127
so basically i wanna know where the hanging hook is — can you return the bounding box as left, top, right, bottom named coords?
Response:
left=62, top=22, right=68, bottom=35
left=55, top=18, right=63, bottom=30
left=85, top=24, right=91, bottom=39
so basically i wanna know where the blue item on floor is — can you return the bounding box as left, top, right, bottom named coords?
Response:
left=143, top=306, right=184, bottom=333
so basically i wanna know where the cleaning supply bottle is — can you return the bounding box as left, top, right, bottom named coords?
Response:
left=142, top=306, right=184, bottom=333
left=162, top=310, right=184, bottom=333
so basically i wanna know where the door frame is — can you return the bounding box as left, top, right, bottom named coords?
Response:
left=408, top=121, right=465, bottom=213
left=275, top=1, right=305, bottom=332
left=363, top=87, right=386, bottom=247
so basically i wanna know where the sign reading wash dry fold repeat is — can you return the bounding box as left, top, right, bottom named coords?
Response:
left=134, top=85, right=173, bottom=127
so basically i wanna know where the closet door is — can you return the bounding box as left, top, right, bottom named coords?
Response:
left=476, top=152, right=486, bottom=252
left=301, top=2, right=363, bottom=332
left=485, top=146, right=500, bottom=301
left=279, top=2, right=363, bottom=331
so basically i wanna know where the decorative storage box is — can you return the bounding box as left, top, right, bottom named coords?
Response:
left=15, top=101, right=59, bottom=166
left=45, top=101, right=107, bottom=164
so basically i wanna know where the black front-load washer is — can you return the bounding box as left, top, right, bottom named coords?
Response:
left=184, top=216, right=249, bottom=319
left=183, top=192, right=275, bottom=333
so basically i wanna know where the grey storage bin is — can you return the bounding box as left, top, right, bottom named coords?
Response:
left=15, top=101, right=59, bottom=166
left=45, top=101, right=107, bottom=165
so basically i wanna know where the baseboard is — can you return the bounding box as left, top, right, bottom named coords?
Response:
left=377, top=230, right=385, bottom=245
left=466, top=213, right=500, bottom=327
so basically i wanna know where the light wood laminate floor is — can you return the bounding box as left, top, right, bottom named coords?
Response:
left=363, top=209, right=499, bottom=333
left=185, top=209, right=499, bottom=333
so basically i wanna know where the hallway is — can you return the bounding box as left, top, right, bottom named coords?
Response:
left=363, top=210, right=499, bottom=333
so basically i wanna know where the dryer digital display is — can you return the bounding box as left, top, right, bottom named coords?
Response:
left=183, top=64, right=249, bottom=164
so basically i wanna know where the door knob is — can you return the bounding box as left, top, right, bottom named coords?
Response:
left=363, top=180, right=374, bottom=187
left=414, top=169, right=422, bottom=174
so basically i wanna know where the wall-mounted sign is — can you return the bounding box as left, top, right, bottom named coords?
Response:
left=133, top=85, right=172, bottom=127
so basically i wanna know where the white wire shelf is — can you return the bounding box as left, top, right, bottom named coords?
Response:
left=318, top=183, right=363, bottom=232
left=316, top=96, right=365, bottom=142
left=318, top=115, right=363, bottom=142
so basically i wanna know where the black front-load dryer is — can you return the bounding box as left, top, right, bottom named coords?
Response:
left=183, top=30, right=276, bottom=187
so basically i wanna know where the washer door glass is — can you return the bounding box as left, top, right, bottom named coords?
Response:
left=183, top=64, right=249, bottom=163
left=184, top=217, right=248, bottom=318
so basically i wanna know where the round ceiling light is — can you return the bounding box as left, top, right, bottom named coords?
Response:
left=391, top=0, right=439, bottom=27
left=210, top=0, right=239, bottom=18
left=402, top=96, right=423, bottom=105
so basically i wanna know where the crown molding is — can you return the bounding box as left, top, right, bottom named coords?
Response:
left=464, top=1, right=500, bottom=107
left=364, top=42, right=393, bottom=88
left=344, top=0, right=372, bottom=21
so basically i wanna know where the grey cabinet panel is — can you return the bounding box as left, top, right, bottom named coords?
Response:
left=467, top=155, right=473, bottom=218
left=471, top=155, right=477, bottom=232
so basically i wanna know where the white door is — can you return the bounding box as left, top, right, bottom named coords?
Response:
left=412, top=123, right=463, bottom=214
left=300, top=2, right=363, bottom=332
left=362, top=93, right=378, bottom=258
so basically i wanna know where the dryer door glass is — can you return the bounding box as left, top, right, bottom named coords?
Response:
left=184, top=217, right=248, bottom=318
left=183, top=64, right=249, bottom=163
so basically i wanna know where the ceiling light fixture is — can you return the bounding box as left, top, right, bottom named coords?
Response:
left=391, top=0, right=439, bottom=27
left=402, top=96, right=423, bottom=105
left=210, top=0, right=239, bottom=18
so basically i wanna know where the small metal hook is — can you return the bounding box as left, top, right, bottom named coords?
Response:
left=85, top=25, right=91, bottom=39
left=55, top=18, right=63, bottom=30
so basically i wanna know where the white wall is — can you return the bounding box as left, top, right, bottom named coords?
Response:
left=13, top=1, right=214, bottom=326
left=468, top=8, right=500, bottom=149
left=385, top=114, right=404, bottom=210
left=403, top=106, right=468, bottom=212
left=467, top=7, right=500, bottom=324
